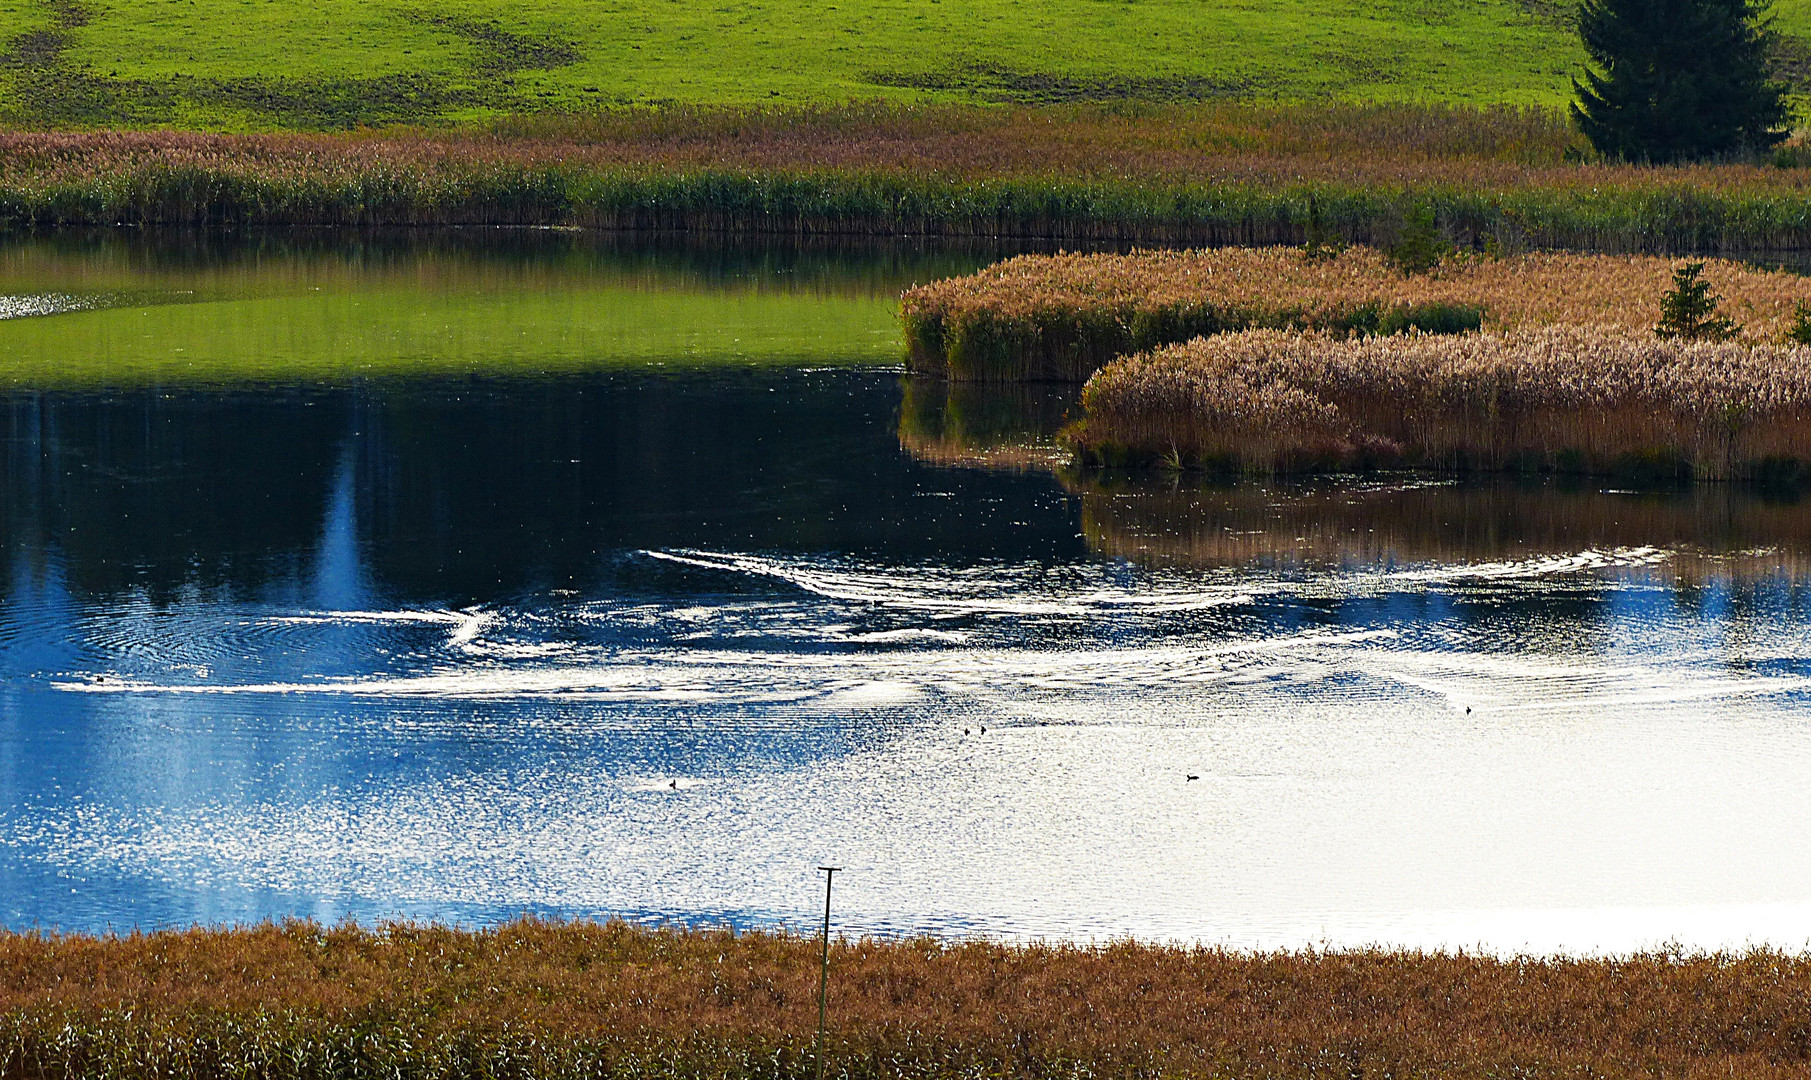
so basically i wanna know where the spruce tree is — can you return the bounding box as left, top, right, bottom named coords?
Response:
left=1571, top=0, right=1789, bottom=162
left=1654, top=262, right=1741, bottom=340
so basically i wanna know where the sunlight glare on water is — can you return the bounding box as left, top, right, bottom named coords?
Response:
left=11, top=528, right=1811, bottom=954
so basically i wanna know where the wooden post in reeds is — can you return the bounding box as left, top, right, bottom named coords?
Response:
left=814, top=866, right=840, bottom=1080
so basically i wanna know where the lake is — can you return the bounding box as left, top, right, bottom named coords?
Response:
left=2, top=230, right=1811, bottom=955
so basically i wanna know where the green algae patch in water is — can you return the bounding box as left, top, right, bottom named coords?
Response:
left=0, top=287, right=900, bottom=386
left=0, top=234, right=916, bottom=387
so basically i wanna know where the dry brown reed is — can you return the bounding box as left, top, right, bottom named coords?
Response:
left=487, top=102, right=1590, bottom=169
left=1070, top=325, right=1811, bottom=479
left=902, top=247, right=1811, bottom=379
left=0, top=104, right=1602, bottom=197
left=9, top=919, right=1811, bottom=1079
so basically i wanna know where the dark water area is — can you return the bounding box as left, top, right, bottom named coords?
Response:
left=0, top=373, right=1086, bottom=602
left=3, top=231, right=1811, bottom=952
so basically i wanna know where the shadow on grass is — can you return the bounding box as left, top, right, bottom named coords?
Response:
left=0, top=0, right=584, bottom=128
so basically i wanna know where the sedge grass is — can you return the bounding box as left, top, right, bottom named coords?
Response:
left=1069, top=325, right=1811, bottom=480
left=13, top=110, right=1811, bottom=249
left=9, top=918, right=1811, bottom=1079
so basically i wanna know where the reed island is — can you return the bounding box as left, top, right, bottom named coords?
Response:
left=902, top=248, right=1811, bottom=480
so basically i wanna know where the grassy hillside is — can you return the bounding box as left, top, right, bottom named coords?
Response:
left=0, top=0, right=1603, bottom=128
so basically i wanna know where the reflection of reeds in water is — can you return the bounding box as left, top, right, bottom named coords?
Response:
left=896, top=376, right=1077, bottom=471
left=1071, top=474, right=1811, bottom=578
left=13, top=920, right=1811, bottom=1079
left=1072, top=326, right=1811, bottom=480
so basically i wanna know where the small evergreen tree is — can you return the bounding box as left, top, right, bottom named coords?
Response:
left=1655, top=262, right=1741, bottom=340
left=1789, top=300, right=1811, bottom=344
left=1572, top=0, right=1789, bottom=162
left=1384, top=205, right=1454, bottom=275
left=1301, top=194, right=1347, bottom=263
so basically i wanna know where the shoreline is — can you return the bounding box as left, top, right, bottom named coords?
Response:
left=13, top=167, right=1811, bottom=250
left=7, top=110, right=1811, bottom=250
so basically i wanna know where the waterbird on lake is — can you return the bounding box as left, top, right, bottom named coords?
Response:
left=669, top=779, right=678, bottom=789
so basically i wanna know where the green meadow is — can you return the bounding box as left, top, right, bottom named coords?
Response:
left=0, top=0, right=1621, bottom=128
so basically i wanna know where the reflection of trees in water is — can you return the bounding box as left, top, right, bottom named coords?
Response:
left=1067, top=474, right=1811, bottom=579
left=0, top=228, right=1008, bottom=301
left=895, top=376, right=1079, bottom=471
left=0, top=389, right=344, bottom=601
left=0, top=373, right=1089, bottom=605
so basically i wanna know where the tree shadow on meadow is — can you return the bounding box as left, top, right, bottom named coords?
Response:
left=0, top=0, right=583, bottom=127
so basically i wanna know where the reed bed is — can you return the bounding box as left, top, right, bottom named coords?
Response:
left=10, top=106, right=1811, bottom=247
left=901, top=247, right=1811, bottom=380
left=9, top=919, right=1811, bottom=1079
left=1070, top=325, right=1811, bottom=479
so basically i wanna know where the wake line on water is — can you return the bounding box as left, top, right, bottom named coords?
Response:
left=48, top=628, right=1398, bottom=700
left=646, top=546, right=1676, bottom=615
left=47, top=626, right=1811, bottom=716
left=42, top=545, right=1793, bottom=712
left=272, top=608, right=493, bottom=649
left=644, top=549, right=1262, bottom=614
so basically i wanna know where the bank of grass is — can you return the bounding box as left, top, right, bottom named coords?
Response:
left=8, top=919, right=1811, bottom=1079
left=901, top=247, right=1811, bottom=380
left=1069, top=325, right=1811, bottom=480
left=13, top=106, right=1811, bottom=249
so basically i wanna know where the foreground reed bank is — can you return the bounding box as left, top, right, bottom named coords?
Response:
left=901, top=247, right=1808, bottom=380
left=14, top=105, right=1811, bottom=247
left=7, top=920, right=1811, bottom=1079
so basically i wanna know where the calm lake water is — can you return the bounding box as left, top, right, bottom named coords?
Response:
left=3, top=231, right=1811, bottom=954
